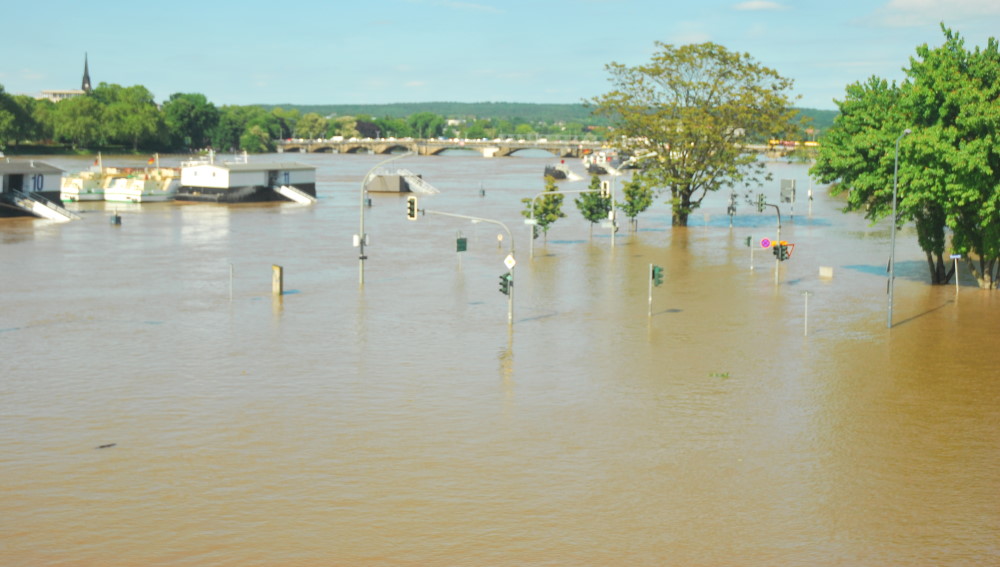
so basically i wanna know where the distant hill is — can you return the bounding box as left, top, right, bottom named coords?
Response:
left=258, top=102, right=598, bottom=124
left=258, top=101, right=837, bottom=135
left=795, top=108, right=837, bottom=136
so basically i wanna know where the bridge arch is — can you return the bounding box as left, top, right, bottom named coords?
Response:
left=275, top=138, right=606, bottom=158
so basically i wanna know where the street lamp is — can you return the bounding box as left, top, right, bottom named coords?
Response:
left=887, top=128, right=911, bottom=328
left=609, top=151, right=657, bottom=248
left=357, top=151, right=413, bottom=287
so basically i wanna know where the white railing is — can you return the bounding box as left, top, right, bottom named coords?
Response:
left=396, top=169, right=440, bottom=194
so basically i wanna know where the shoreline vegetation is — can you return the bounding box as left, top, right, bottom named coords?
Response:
left=1, top=85, right=836, bottom=157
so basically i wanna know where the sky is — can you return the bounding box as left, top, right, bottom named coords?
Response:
left=3, top=0, right=1000, bottom=111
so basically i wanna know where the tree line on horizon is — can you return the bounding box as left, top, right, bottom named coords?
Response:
left=0, top=83, right=834, bottom=155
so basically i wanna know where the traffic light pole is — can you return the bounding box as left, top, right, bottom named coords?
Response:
left=609, top=152, right=657, bottom=248
left=423, top=209, right=516, bottom=325
left=760, top=200, right=783, bottom=285
left=358, top=151, right=413, bottom=287
left=648, top=263, right=654, bottom=317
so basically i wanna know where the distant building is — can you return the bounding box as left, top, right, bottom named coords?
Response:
left=36, top=54, right=91, bottom=103
left=38, top=89, right=86, bottom=103
left=81, top=52, right=92, bottom=93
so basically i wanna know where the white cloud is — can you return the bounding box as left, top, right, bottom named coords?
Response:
left=671, top=21, right=712, bottom=44
left=734, top=1, right=786, bottom=11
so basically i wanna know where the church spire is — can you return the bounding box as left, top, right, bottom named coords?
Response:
left=81, top=53, right=92, bottom=93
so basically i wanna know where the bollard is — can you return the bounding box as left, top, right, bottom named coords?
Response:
left=272, top=264, right=283, bottom=296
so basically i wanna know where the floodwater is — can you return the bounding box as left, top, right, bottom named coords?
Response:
left=2, top=151, right=997, bottom=566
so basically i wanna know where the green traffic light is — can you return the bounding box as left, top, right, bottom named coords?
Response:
left=498, top=273, right=512, bottom=295
left=651, top=265, right=664, bottom=286
left=406, top=196, right=418, bottom=220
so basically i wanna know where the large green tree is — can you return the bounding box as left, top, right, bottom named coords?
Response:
left=53, top=95, right=104, bottom=149
left=270, top=107, right=300, bottom=140
left=590, top=41, right=798, bottom=226
left=212, top=105, right=279, bottom=151
left=812, top=26, right=1000, bottom=289
left=407, top=112, right=444, bottom=139
left=294, top=112, right=327, bottom=139
left=93, top=83, right=165, bottom=150
left=162, top=93, right=219, bottom=149
left=0, top=85, right=19, bottom=148
left=0, top=87, right=37, bottom=148
left=619, top=172, right=655, bottom=231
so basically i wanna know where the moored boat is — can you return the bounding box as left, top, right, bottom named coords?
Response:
left=544, top=161, right=571, bottom=179
left=176, top=151, right=316, bottom=203
left=60, top=168, right=108, bottom=202
left=103, top=167, right=181, bottom=203
left=582, top=151, right=619, bottom=175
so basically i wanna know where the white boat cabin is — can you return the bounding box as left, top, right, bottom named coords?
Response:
left=181, top=161, right=315, bottom=190
left=1, top=159, right=63, bottom=198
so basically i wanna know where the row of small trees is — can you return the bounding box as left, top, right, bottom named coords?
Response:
left=521, top=173, right=655, bottom=240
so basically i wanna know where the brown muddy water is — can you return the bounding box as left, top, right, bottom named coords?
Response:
left=2, top=152, right=997, bottom=566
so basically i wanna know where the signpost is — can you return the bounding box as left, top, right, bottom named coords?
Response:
left=951, top=254, right=961, bottom=294
left=757, top=194, right=783, bottom=285
left=415, top=207, right=516, bottom=325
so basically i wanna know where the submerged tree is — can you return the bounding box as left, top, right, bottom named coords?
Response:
left=575, top=174, right=612, bottom=236
left=521, top=175, right=566, bottom=241
left=812, top=26, right=1000, bottom=288
left=590, top=41, right=798, bottom=226
left=619, top=172, right=655, bottom=231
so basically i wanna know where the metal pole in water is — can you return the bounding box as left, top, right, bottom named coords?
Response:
left=775, top=223, right=781, bottom=286
left=954, top=256, right=960, bottom=294
left=647, top=264, right=654, bottom=318
left=803, top=291, right=812, bottom=336
left=272, top=265, right=283, bottom=296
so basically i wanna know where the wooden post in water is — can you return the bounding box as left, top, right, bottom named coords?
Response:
left=272, top=265, right=283, bottom=296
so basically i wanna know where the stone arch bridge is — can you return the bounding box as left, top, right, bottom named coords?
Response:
left=276, top=138, right=606, bottom=158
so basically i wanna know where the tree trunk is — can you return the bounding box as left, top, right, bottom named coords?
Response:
left=968, top=256, right=998, bottom=289
left=926, top=251, right=950, bottom=285
left=671, top=190, right=692, bottom=226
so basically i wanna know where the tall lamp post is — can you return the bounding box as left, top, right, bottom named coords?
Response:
left=358, top=151, right=413, bottom=287
left=887, top=128, right=911, bottom=328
